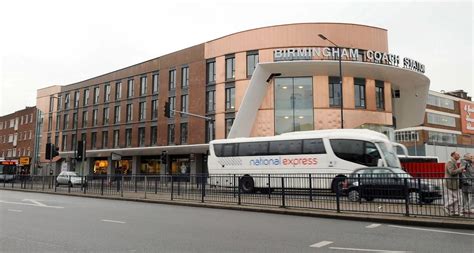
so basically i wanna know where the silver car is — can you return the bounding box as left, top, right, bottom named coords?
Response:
left=56, top=171, right=86, bottom=187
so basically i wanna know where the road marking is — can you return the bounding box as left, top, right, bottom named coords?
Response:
left=101, top=219, right=126, bottom=224
left=8, top=209, right=23, bottom=212
left=0, top=200, right=64, bottom=209
left=388, top=225, right=474, bottom=236
left=366, top=223, right=382, bottom=229
left=329, top=247, right=411, bottom=253
left=310, top=241, right=333, bottom=248
left=23, top=199, right=47, bottom=207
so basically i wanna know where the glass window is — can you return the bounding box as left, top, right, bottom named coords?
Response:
left=375, top=80, right=384, bottom=110
left=152, top=73, right=159, bottom=94
left=206, top=120, right=215, bottom=143
left=48, top=115, right=52, bottom=131
left=114, top=106, right=120, bottom=124
left=138, top=127, right=145, bottom=147
left=330, top=139, right=381, bottom=166
left=169, top=69, right=176, bottom=90
left=49, top=97, right=54, bottom=112
left=427, top=95, right=454, bottom=110
left=92, top=109, right=98, bottom=126
left=127, top=79, right=134, bottom=98
left=167, top=124, right=175, bottom=145
left=71, top=134, right=77, bottom=152
left=62, top=135, right=68, bottom=151
left=214, top=143, right=236, bottom=157
left=126, top=104, right=133, bottom=122
left=72, top=112, right=78, bottom=128
left=125, top=129, right=132, bottom=147
left=94, top=87, right=100, bottom=104
left=329, top=76, right=341, bottom=107
left=354, top=78, right=366, bottom=108
left=104, top=84, right=111, bottom=102
left=238, top=142, right=269, bottom=156
left=274, top=77, right=314, bottom=135
left=180, top=123, right=188, bottom=144
left=206, top=90, right=216, bottom=113
left=247, top=53, right=259, bottom=77
left=181, top=67, right=189, bottom=88
left=115, top=82, right=122, bottom=100
left=427, top=112, right=456, bottom=127
left=102, top=131, right=108, bottom=149
left=428, top=131, right=457, bottom=144
left=303, top=139, right=326, bottom=154
left=64, top=93, right=70, bottom=109
left=139, top=102, right=146, bottom=121
left=74, top=91, right=80, bottom=108
left=181, top=95, right=188, bottom=113
left=268, top=140, right=302, bottom=155
left=151, top=126, right=158, bottom=146
left=57, top=95, right=62, bottom=111
left=169, top=97, right=176, bottom=118
left=225, top=118, right=234, bottom=138
left=151, top=100, right=158, bottom=119
left=83, top=89, right=90, bottom=106
left=225, top=57, right=235, bottom=80
left=206, top=60, right=216, bottom=84
left=63, top=114, right=69, bottom=130
left=113, top=130, right=120, bottom=148
left=103, top=107, right=109, bottom=125
left=56, top=115, right=60, bottom=131
left=225, top=87, right=235, bottom=110
left=140, top=76, right=147, bottom=96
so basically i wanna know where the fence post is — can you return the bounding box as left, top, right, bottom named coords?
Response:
left=171, top=175, right=174, bottom=200
left=309, top=174, right=313, bottom=202
left=30, top=176, right=33, bottom=189
left=358, top=174, right=362, bottom=204
left=233, top=174, right=236, bottom=198
left=281, top=177, right=286, bottom=208
left=42, top=175, right=45, bottom=191
left=155, top=176, right=158, bottom=194
left=54, top=176, right=57, bottom=192
left=68, top=177, right=71, bottom=193
left=404, top=178, right=409, bottom=216
left=12, top=177, right=14, bottom=188
left=178, top=176, right=181, bottom=196
left=144, top=176, right=147, bottom=199
left=201, top=175, right=205, bottom=203
left=134, top=176, right=137, bottom=193
left=238, top=176, right=241, bottom=205
left=83, top=176, right=87, bottom=194
left=336, top=180, right=341, bottom=213
left=101, top=177, right=104, bottom=196
left=268, top=174, right=271, bottom=199
left=121, top=176, right=124, bottom=197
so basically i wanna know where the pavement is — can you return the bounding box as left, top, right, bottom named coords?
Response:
left=2, top=187, right=474, bottom=230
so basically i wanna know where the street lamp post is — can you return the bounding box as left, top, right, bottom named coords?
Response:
left=318, top=34, right=344, bottom=129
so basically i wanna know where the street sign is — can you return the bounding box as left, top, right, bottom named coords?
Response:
left=19, top=156, right=30, bottom=165
left=111, top=152, right=122, bottom=161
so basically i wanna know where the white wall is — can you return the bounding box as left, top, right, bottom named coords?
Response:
left=425, top=144, right=474, bottom=162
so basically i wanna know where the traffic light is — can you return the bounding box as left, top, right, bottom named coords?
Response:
left=161, top=151, right=167, bottom=164
left=76, top=140, right=84, bottom=160
left=45, top=143, right=52, bottom=160
left=164, top=101, right=171, bottom=118
left=52, top=145, right=59, bottom=157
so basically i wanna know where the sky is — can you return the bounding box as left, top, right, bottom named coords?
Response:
left=0, top=0, right=472, bottom=115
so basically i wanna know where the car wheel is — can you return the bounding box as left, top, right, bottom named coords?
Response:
left=348, top=189, right=360, bottom=202
left=409, top=191, right=420, bottom=204
left=240, top=176, right=255, bottom=193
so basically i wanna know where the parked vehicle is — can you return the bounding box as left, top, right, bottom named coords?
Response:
left=343, top=167, right=442, bottom=204
left=0, top=160, right=17, bottom=182
left=56, top=171, right=86, bottom=187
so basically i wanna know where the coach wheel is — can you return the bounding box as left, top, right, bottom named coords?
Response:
left=240, top=176, right=255, bottom=193
left=331, top=176, right=347, bottom=193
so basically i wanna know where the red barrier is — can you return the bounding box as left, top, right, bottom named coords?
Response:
left=401, top=162, right=445, bottom=178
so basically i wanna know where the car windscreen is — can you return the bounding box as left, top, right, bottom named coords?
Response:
left=390, top=168, right=412, bottom=178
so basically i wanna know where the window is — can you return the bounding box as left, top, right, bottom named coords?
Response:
left=62, top=135, right=68, bottom=151
left=54, top=134, right=59, bottom=146
left=56, top=115, right=60, bottom=131
left=82, top=111, right=88, bottom=127
left=181, top=67, right=189, bottom=88
left=151, top=126, right=158, bottom=146
left=427, top=95, right=455, bottom=110
left=113, top=130, right=120, bottom=148
left=354, top=78, right=366, bottom=108
left=375, top=80, right=385, bottom=110
left=167, top=124, right=175, bottom=145
left=395, top=131, right=419, bottom=142
left=83, top=89, right=90, bottom=106
left=427, top=112, right=456, bottom=127
left=71, top=134, right=77, bottom=152
left=125, top=129, right=132, bottom=147
left=169, top=97, right=176, bottom=118
left=29, top=130, right=32, bottom=139
left=91, top=132, right=97, bottom=149
left=330, top=139, right=381, bottom=166
left=140, top=76, right=147, bottom=96
left=180, top=123, right=188, bottom=144
left=81, top=133, right=86, bottom=143
left=64, top=93, right=70, bottom=109
left=94, top=87, right=100, bottom=104
left=206, top=60, right=216, bottom=84
left=239, top=142, right=269, bottom=156
left=151, top=100, right=158, bottom=120
left=102, top=131, right=108, bottom=148
left=205, top=120, right=215, bottom=143
left=63, top=114, right=69, bottom=130
left=169, top=69, right=176, bottom=90
left=206, top=90, right=215, bottom=113
left=126, top=104, right=133, bottom=122
left=329, top=76, right=341, bottom=107
left=428, top=131, right=457, bottom=144
left=57, top=95, right=62, bottom=110
left=268, top=140, right=303, bottom=155
left=115, top=81, right=122, bottom=100
left=74, top=91, right=80, bottom=108
left=48, top=115, right=52, bottom=131
left=138, top=127, right=145, bottom=147
left=303, top=139, right=326, bottom=154
left=139, top=102, right=146, bottom=121
left=127, top=79, right=134, bottom=98
left=114, top=106, right=121, bottom=124
left=225, top=56, right=235, bottom=80
left=274, top=77, right=314, bottom=135
left=49, top=97, right=54, bottom=112
left=181, top=95, right=188, bottom=113
left=72, top=112, right=78, bottom=128
left=103, top=107, right=109, bottom=125
left=92, top=109, right=98, bottom=126
left=104, top=84, right=111, bottom=102
left=152, top=73, right=159, bottom=94
left=225, top=118, right=234, bottom=138
left=247, top=52, right=259, bottom=77
left=225, top=87, right=235, bottom=110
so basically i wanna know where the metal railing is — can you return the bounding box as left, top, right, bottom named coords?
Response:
left=1, top=173, right=473, bottom=219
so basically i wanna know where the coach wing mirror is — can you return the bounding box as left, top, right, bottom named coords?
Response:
left=377, top=159, right=384, bottom=167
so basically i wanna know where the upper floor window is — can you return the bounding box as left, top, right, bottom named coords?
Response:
left=74, top=91, right=80, bottom=108
left=206, top=90, right=215, bottom=113
left=181, top=95, right=188, bottom=113
left=206, top=60, right=216, bottom=84
left=104, top=84, right=111, bottom=102
left=139, top=102, right=146, bottom=121
left=114, top=106, right=121, bottom=124
left=83, top=89, right=90, bottom=106
left=115, top=81, right=122, bottom=100
left=375, top=80, right=385, bottom=110
left=138, top=127, right=146, bottom=147
left=427, top=94, right=455, bottom=110
left=63, top=114, right=69, bottom=130
left=427, top=112, right=456, bottom=127
left=167, top=124, right=175, bottom=145
left=92, top=109, right=98, bottom=126
left=151, top=100, right=158, bottom=120
left=127, top=79, right=134, bottom=98
left=93, top=87, right=100, bottom=104
left=225, top=56, right=235, bottom=80
left=329, top=76, right=341, bottom=107
left=246, top=52, right=259, bottom=77
left=126, top=104, right=133, bottom=122
left=181, top=67, right=189, bottom=88
left=49, top=97, right=55, bottom=112
left=180, top=123, right=188, bottom=144
left=82, top=111, right=88, bottom=128
left=57, top=95, right=62, bottom=111
left=140, top=76, right=147, bottom=96
left=169, top=97, right=176, bottom=118
left=103, top=107, right=109, bottom=125
left=152, top=73, right=159, bottom=94
left=354, top=78, right=366, bottom=108
left=64, top=93, right=70, bottom=109
left=225, top=87, right=235, bottom=110
left=169, top=69, right=176, bottom=90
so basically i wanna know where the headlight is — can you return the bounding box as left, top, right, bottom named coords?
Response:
left=352, top=181, right=359, bottom=187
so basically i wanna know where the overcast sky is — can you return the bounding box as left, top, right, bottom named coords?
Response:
left=0, top=0, right=472, bottom=115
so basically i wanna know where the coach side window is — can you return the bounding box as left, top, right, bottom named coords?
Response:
left=238, top=142, right=269, bottom=156
left=330, top=139, right=380, bottom=166
left=214, top=143, right=236, bottom=157
left=268, top=140, right=302, bottom=155
left=303, top=139, right=326, bottom=154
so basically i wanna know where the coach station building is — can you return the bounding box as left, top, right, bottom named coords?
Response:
left=36, top=23, right=430, bottom=176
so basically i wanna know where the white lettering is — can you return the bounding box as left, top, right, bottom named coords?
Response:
left=322, top=48, right=331, bottom=57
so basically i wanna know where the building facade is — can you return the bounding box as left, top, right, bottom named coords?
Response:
left=0, top=106, right=37, bottom=174
left=36, top=23, right=430, bottom=176
left=396, top=90, right=474, bottom=162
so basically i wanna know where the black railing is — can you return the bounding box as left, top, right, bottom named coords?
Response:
left=1, top=173, right=473, bottom=219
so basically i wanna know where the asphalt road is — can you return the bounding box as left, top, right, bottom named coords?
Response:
left=0, top=190, right=472, bottom=253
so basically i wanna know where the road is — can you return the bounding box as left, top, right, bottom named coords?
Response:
left=0, top=190, right=472, bottom=253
